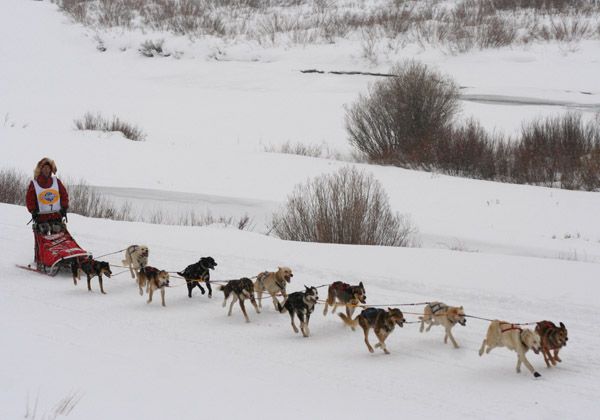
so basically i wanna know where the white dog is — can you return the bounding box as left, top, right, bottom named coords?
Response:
left=479, top=320, right=542, bottom=377
left=419, top=302, right=466, bottom=348
left=122, top=245, right=149, bottom=279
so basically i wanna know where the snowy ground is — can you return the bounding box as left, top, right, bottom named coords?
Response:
left=1, top=0, right=600, bottom=418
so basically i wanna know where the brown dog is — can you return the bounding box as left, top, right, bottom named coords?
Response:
left=419, top=302, right=466, bottom=348
left=137, top=266, right=170, bottom=307
left=322, top=281, right=366, bottom=318
left=479, top=320, right=542, bottom=377
left=535, top=320, right=568, bottom=368
left=339, top=307, right=405, bottom=354
left=254, top=267, right=293, bottom=310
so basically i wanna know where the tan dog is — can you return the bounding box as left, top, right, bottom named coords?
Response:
left=254, top=267, right=293, bottom=310
left=122, top=245, right=149, bottom=279
left=137, top=266, right=170, bottom=307
left=340, top=307, right=405, bottom=354
left=479, top=320, right=542, bottom=377
left=419, top=302, right=466, bottom=348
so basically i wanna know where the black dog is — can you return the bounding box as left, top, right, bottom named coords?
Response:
left=220, top=277, right=260, bottom=322
left=177, top=256, right=217, bottom=298
left=277, top=286, right=319, bottom=337
left=71, top=257, right=112, bottom=294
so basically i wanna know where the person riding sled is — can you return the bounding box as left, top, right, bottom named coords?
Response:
left=26, top=157, right=69, bottom=234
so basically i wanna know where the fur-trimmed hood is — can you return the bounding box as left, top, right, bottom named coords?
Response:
left=34, top=157, right=57, bottom=178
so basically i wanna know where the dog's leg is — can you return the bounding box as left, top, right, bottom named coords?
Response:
left=322, top=301, right=329, bottom=316
left=419, top=316, right=427, bottom=333
left=298, top=311, right=308, bottom=337
left=99, top=273, right=107, bottom=295
left=239, top=299, right=250, bottom=323
left=160, top=287, right=166, bottom=307
left=375, top=331, right=390, bottom=354
left=197, top=283, right=206, bottom=295
left=205, top=280, right=212, bottom=298
left=228, top=295, right=238, bottom=316
left=138, top=279, right=144, bottom=296
left=425, top=318, right=434, bottom=332
left=187, top=281, right=194, bottom=298
left=255, top=286, right=263, bottom=309
left=478, top=339, right=488, bottom=356
left=271, top=293, right=281, bottom=311
left=518, top=349, right=541, bottom=377
left=250, top=297, right=260, bottom=314
left=362, top=327, right=374, bottom=353
left=289, top=311, right=299, bottom=334
left=87, top=274, right=93, bottom=292
left=553, top=349, right=562, bottom=363
left=331, top=303, right=339, bottom=314
left=445, top=326, right=459, bottom=348
left=541, top=348, right=551, bottom=368
left=147, top=286, right=154, bottom=304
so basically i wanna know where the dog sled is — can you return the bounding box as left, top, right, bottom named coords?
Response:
left=22, top=215, right=91, bottom=276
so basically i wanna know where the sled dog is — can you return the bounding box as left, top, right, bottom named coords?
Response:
left=535, top=320, right=568, bottom=368
left=255, top=266, right=293, bottom=310
left=220, top=277, right=260, bottom=322
left=137, top=266, right=170, bottom=307
left=71, top=257, right=112, bottom=294
left=419, top=302, right=466, bottom=348
left=322, top=281, right=366, bottom=318
left=276, top=286, right=319, bottom=337
left=478, top=320, right=542, bottom=377
left=340, top=307, right=405, bottom=354
left=177, top=256, right=218, bottom=298
left=122, top=245, right=149, bottom=279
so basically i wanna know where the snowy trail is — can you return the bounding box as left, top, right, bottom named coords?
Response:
left=2, top=204, right=600, bottom=419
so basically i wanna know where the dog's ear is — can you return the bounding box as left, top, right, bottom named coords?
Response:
left=359, top=281, right=363, bottom=287
left=304, top=284, right=309, bottom=290
left=560, top=322, right=565, bottom=329
left=460, top=306, right=463, bottom=309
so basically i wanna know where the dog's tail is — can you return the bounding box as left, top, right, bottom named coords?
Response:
left=339, top=313, right=359, bottom=330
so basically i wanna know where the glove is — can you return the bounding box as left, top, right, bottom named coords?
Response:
left=60, top=208, right=68, bottom=217
left=31, top=209, right=39, bottom=220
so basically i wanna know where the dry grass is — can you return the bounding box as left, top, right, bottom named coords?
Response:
left=49, top=0, right=600, bottom=53
left=74, top=112, right=146, bottom=141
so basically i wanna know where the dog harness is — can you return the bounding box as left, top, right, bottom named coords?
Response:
left=429, top=302, right=447, bottom=315
left=500, top=323, right=522, bottom=333
left=33, top=176, right=62, bottom=213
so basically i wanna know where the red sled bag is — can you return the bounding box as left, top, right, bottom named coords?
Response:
left=31, top=220, right=91, bottom=276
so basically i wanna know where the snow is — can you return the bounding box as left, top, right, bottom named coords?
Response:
left=1, top=0, right=600, bottom=419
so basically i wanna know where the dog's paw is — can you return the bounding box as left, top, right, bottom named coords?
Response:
left=534, top=372, right=541, bottom=378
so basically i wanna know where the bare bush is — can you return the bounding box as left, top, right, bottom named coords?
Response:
left=272, top=167, right=417, bottom=247
left=0, top=168, right=28, bottom=205
left=513, top=113, right=600, bottom=189
left=346, top=60, right=459, bottom=166
left=65, top=179, right=133, bottom=220
left=74, top=112, right=146, bottom=141
left=139, top=39, right=170, bottom=57
left=263, top=141, right=324, bottom=158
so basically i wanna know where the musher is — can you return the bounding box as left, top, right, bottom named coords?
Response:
left=26, top=157, right=69, bottom=234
